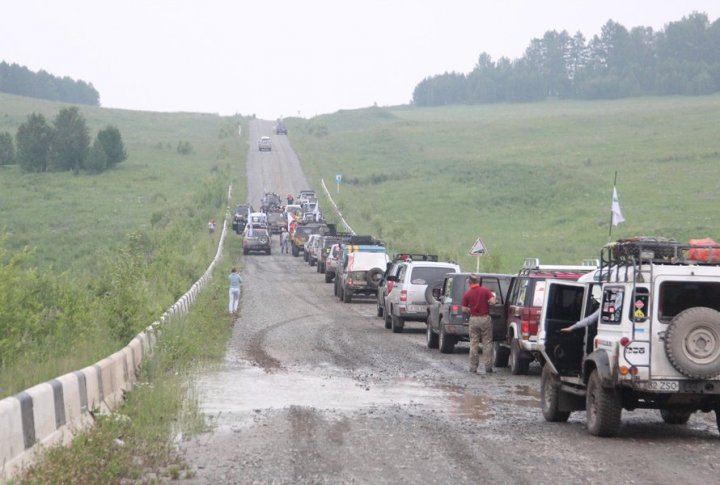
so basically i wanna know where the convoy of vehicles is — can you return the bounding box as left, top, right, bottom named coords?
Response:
left=234, top=178, right=720, bottom=438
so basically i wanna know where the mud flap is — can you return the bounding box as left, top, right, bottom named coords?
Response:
left=584, top=350, right=614, bottom=388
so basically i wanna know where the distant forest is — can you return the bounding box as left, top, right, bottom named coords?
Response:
left=413, top=12, right=720, bottom=105
left=0, top=61, right=99, bottom=106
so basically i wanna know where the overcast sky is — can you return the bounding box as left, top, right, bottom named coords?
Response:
left=3, top=1, right=719, bottom=119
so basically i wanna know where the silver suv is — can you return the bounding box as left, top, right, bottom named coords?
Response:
left=539, top=238, right=720, bottom=437
left=384, top=260, right=461, bottom=333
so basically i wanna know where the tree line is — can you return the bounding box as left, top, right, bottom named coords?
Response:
left=0, top=107, right=127, bottom=174
left=0, top=61, right=100, bottom=106
left=413, top=12, right=720, bottom=106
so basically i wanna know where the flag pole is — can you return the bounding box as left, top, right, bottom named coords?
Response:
left=608, top=171, right=618, bottom=242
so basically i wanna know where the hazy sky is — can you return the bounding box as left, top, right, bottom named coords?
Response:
left=3, top=1, right=719, bottom=119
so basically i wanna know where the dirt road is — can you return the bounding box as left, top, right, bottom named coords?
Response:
left=177, top=120, right=718, bottom=484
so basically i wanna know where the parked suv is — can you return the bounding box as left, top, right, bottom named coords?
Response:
left=377, top=254, right=438, bottom=320
left=291, top=222, right=332, bottom=257
left=304, top=234, right=322, bottom=264
left=384, top=260, right=461, bottom=333
left=539, top=237, right=720, bottom=437
left=336, top=250, right=390, bottom=303
left=232, top=203, right=253, bottom=234
left=498, top=258, right=597, bottom=375
left=324, top=243, right=343, bottom=283
left=317, top=235, right=350, bottom=274
left=242, top=225, right=271, bottom=255
left=426, top=272, right=513, bottom=353
left=258, top=136, right=272, bottom=152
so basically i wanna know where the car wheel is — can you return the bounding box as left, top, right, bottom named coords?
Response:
left=664, top=307, right=720, bottom=379
left=391, top=314, right=403, bottom=333
left=343, top=289, right=352, bottom=303
left=292, top=245, right=299, bottom=257
left=541, top=364, right=571, bottom=422
left=426, top=322, right=439, bottom=349
left=366, top=267, right=384, bottom=288
left=384, top=307, right=392, bottom=329
left=493, top=342, right=510, bottom=367
left=439, top=325, right=455, bottom=354
left=660, top=409, right=692, bottom=425
left=304, top=251, right=309, bottom=262
left=424, top=280, right=444, bottom=305
left=510, top=339, right=530, bottom=375
left=586, top=369, right=622, bottom=437
left=377, top=302, right=384, bottom=318
left=325, top=272, right=333, bottom=284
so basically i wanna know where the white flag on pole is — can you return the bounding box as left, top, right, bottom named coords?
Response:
left=611, top=187, right=625, bottom=226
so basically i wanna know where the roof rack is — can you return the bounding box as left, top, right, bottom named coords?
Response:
left=394, top=253, right=439, bottom=262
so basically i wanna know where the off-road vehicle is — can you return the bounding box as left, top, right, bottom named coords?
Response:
left=258, top=136, right=272, bottom=152
left=498, top=258, right=597, bottom=375
left=232, top=203, right=254, bottom=234
left=426, top=272, right=513, bottom=353
left=539, top=237, right=720, bottom=437
left=242, top=225, right=271, bottom=255
left=290, top=222, right=333, bottom=257
left=384, top=260, right=461, bottom=333
left=336, top=250, right=389, bottom=303
left=376, top=254, right=438, bottom=319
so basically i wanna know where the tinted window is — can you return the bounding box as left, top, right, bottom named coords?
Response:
left=546, top=285, right=584, bottom=321
left=409, top=267, right=455, bottom=285
left=658, top=281, right=720, bottom=322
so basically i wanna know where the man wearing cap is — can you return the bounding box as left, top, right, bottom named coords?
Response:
left=462, top=273, right=497, bottom=374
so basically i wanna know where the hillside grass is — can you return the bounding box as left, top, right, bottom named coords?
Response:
left=0, top=92, right=249, bottom=396
left=289, top=96, right=720, bottom=273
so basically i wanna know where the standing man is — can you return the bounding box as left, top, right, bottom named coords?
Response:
left=461, top=273, right=497, bottom=374
left=280, top=228, right=289, bottom=254
left=229, top=267, right=242, bottom=315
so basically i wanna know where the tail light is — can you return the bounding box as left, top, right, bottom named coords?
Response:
left=347, top=278, right=353, bottom=285
left=521, top=308, right=540, bottom=339
left=400, top=290, right=407, bottom=302
left=387, top=281, right=394, bottom=293
left=451, top=304, right=461, bottom=315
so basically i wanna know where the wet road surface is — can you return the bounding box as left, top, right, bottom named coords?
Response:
left=176, top=121, right=719, bottom=484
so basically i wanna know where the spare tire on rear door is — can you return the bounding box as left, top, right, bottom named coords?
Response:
left=366, top=267, right=384, bottom=288
left=664, top=307, right=720, bottom=379
left=424, top=280, right=444, bottom=305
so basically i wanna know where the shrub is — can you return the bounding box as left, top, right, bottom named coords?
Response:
left=0, top=132, right=15, bottom=165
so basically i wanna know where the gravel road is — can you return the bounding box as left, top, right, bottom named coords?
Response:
left=176, top=120, right=719, bottom=484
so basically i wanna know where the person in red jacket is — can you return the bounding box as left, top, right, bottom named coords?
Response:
left=461, top=273, right=497, bottom=374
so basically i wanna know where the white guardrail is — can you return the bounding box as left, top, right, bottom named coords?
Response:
left=0, top=185, right=234, bottom=483
left=320, top=178, right=355, bottom=235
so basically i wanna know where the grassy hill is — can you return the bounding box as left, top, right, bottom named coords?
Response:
left=0, top=92, right=248, bottom=395
left=0, top=92, right=247, bottom=275
left=288, top=96, right=720, bottom=273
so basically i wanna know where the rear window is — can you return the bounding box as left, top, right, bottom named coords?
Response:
left=409, top=266, right=456, bottom=285
left=658, top=281, right=720, bottom=322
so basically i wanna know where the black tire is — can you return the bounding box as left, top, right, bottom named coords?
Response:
left=541, top=364, right=571, bottom=422
left=391, top=314, right=404, bottom=333
left=439, top=325, right=455, bottom=354
left=343, top=289, right=352, bottom=303
left=384, top=307, right=392, bottom=329
left=243, top=248, right=248, bottom=255
left=424, top=280, right=444, bottom=305
left=377, top=302, right=384, bottom=318
left=325, top=272, right=333, bottom=284
left=494, top=342, right=510, bottom=368
left=586, top=369, right=622, bottom=437
left=660, top=409, right=692, bottom=425
left=292, top=245, right=299, bottom=257
left=664, top=307, right=720, bottom=379
left=510, top=339, right=530, bottom=375
left=366, top=268, right=384, bottom=288
left=426, top=322, right=439, bottom=349
left=304, top=251, right=309, bottom=262
left=266, top=248, right=271, bottom=255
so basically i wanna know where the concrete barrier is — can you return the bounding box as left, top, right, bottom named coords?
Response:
left=0, top=185, right=233, bottom=482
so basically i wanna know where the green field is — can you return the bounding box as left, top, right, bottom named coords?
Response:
left=289, top=96, right=720, bottom=273
left=0, top=92, right=248, bottom=395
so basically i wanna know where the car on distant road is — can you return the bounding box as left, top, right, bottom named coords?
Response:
left=258, top=136, right=272, bottom=152
left=274, top=121, right=288, bottom=135
left=242, top=225, right=271, bottom=255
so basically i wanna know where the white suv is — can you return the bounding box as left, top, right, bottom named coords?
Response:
left=384, top=260, right=461, bottom=333
left=538, top=238, right=720, bottom=437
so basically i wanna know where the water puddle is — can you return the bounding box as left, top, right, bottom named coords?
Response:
left=194, top=363, right=539, bottom=427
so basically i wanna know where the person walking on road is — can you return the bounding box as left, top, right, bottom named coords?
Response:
left=229, top=267, right=242, bottom=315
left=462, top=273, right=497, bottom=374
left=280, top=227, right=289, bottom=254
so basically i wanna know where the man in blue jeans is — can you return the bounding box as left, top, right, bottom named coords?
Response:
left=228, top=267, right=242, bottom=315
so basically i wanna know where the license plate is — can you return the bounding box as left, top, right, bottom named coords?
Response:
left=408, top=305, right=424, bottom=313
left=645, top=380, right=680, bottom=392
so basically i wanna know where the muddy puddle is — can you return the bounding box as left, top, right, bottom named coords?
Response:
left=193, top=362, right=539, bottom=428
